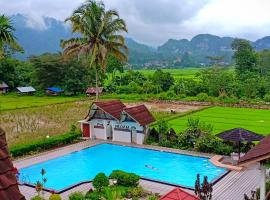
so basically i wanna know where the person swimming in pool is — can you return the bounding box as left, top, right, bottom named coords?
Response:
left=145, top=165, right=157, bottom=170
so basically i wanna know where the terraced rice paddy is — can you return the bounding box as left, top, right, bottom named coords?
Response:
left=168, top=106, right=270, bottom=135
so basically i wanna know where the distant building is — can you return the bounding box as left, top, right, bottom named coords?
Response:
left=46, top=87, right=63, bottom=96
left=86, top=87, right=104, bottom=96
left=0, top=82, right=8, bottom=94
left=16, top=87, right=36, bottom=95
left=79, top=100, right=155, bottom=144
left=160, top=188, right=199, bottom=200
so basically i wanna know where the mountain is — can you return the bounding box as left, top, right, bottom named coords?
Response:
left=10, top=14, right=270, bottom=68
left=12, top=14, right=73, bottom=59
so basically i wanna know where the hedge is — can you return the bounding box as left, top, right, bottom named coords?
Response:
left=9, top=131, right=81, bottom=158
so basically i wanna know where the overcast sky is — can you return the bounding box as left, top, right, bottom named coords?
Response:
left=1, top=0, right=270, bottom=46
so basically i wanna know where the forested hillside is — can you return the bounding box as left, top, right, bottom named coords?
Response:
left=10, top=14, right=270, bottom=68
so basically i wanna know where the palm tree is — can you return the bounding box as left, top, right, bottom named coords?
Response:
left=61, top=0, right=128, bottom=100
left=0, top=15, right=22, bottom=59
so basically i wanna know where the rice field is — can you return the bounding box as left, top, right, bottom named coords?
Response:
left=0, top=94, right=85, bottom=111
left=167, top=106, right=270, bottom=135
left=0, top=100, right=91, bottom=146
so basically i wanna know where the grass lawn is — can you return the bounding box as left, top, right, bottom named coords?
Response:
left=0, top=94, right=85, bottom=111
left=167, top=106, right=270, bottom=135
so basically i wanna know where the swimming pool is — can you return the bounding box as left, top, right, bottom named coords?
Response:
left=19, top=143, right=227, bottom=191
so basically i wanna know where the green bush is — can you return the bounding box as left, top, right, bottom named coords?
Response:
left=69, top=192, right=85, bottom=200
left=109, top=170, right=140, bottom=187
left=264, top=94, right=270, bottom=102
left=148, top=195, right=159, bottom=200
left=128, top=186, right=144, bottom=198
left=85, top=191, right=101, bottom=200
left=196, top=93, right=209, bottom=102
left=49, top=194, right=62, bottom=200
left=31, top=196, right=45, bottom=200
left=10, top=131, right=81, bottom=157
left=93, top=173, right=109, bottom=191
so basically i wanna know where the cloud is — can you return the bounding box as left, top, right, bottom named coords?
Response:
left=0, top=0, right=270, bottom=46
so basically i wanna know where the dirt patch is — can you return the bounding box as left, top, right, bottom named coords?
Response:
left=126, top=102, right=205, bottom=113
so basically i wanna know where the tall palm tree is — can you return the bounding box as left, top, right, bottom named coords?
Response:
left=61, top=0, right=128, bottom=100
left=0, top=15, right=22, bottom=59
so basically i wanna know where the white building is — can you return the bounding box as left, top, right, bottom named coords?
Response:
left=79, top=100, right=155, bottom=144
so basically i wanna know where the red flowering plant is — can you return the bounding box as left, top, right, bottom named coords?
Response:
left=34, top=168, right=47, bottom=197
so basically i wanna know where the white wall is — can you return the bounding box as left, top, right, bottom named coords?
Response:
left=113, top=130, right=131, bottom=143
left=88, top=119, right=146, bottom=144
left=90, top=119, right=106, bottom=140
left=136, top=133, right=145, bottom=144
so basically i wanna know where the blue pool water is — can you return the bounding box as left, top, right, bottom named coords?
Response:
left=19, top=144, right=226, bottom=190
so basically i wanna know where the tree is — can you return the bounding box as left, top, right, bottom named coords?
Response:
left=61, top=0, right=128, bottom=100
left=232, top=39, right=258, bottom=76
left=0, top=15, right=23, bottom=58
left=152, top=69, right=174, bottom=91
left=257, top=50, right=270, bottom=76
left=106, top=54, right=125, bottom=79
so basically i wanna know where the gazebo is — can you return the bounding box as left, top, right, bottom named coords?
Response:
left=160, top=188, right=200, bottom=200
left=216, top=128, right=264, bottom=159
left=238, top=134, right=270, bottom=200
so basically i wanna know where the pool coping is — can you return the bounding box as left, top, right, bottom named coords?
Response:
left=18, top=141, right=230, bottom=194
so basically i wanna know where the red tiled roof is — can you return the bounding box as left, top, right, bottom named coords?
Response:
left=160, top=188, right=200, bottom=200
left=0, top=127, right=25, bottom=200
left=94, top=100, right=126, bottom=120
left=124, top=105, right=155, bottom=126
left=86, top=87, right=104, bottom=94
left=239, top=134, right=270, bottom=165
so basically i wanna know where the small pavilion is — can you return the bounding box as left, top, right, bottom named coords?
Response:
left=160, top=188, right=200, bottom=200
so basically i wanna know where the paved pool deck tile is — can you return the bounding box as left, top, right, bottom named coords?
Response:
left=15, top=139, right=260, bottom=200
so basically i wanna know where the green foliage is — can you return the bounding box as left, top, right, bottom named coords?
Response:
left=152, top=69, right=174, bottom=91
left=49, top=194, right=62, bottom=200
left=92, top=173, right=109, bottom=191
left=148, top=195, right=159, bottom=200
left=10, top=131, right=80, bottom=157
left=232, top=39, right=258, bottom=75
left=264, top=94, right=270, bottom=102
left=69, top=192, right=85, bottom=200
left=0, top=15, right=23, bottom=58
left=85, top=191, right=101, bottom=200
left=196, top=93, right=209, bottom=102
left=127, top=186, right=144, bottom=198
left=30, top=196, right=45, bottom=200
left=109, top=170, right=140, bottom=187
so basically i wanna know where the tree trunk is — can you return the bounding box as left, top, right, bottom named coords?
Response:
left=95, top=67, right=99, bottom=101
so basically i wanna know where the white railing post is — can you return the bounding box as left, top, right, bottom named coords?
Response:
left=260, top=163, right=266, bottom=200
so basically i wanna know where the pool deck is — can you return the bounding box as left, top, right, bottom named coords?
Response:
left=15, top=139, right=261, bottom=200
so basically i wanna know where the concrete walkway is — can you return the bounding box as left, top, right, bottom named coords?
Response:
left=15, top=140, right=260, bottom=200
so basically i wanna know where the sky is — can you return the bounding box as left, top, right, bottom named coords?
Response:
left=1, top=0, right=270, bottom=46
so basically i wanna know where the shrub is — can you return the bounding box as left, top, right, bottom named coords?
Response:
left=264, top=94, right=270, bottom=102
left=92, top=173, right=109, bottom=191
left=49, top=194, right=62, bottom=200
left=69, top=192, right=85, bottom=200
left=85, top=191, right=101, bottom=200
left=148, top=195, right=159, bottom=200
left=31, top=196, right=45, bottom=200
left=10, top=131, right=81, bottom=157
left=128, top=186, right=144, bottom=198
left=109, top=170, right=140, bottom=187
left=196, top=93, right=209, bottom=102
